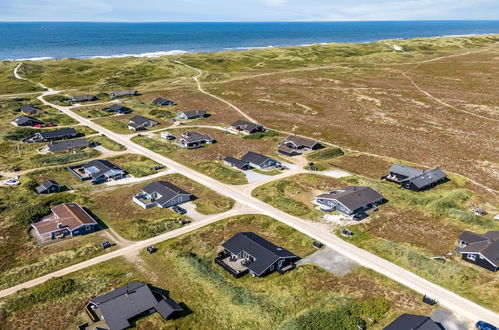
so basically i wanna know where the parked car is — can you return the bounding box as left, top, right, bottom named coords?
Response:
left=101, top=241, right=112, bottom=249
left=313, top=241, right=324, bottom=249
left=33, top=124, right=43, bottom=128
left=153, top=165, right=164, bottom=171
left=46, top=122, right=56, bottom=127
left=91, top=177, right=107, bottom=185
left=172, top=205, right=187, bottom=214
left=4, top=179, right=20, bottom=186
left=476, top=321, right=497, bottom=330
left=146, top=246, right=157, bottom=254
left=179, top=218, right=191, bottom=225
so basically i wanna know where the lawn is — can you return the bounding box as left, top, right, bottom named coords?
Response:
left=106, top=153, right=162, bottom=178
left=88, top=173, right=234, bottom=240
left=305, top=147, right=345, bottom=171
left=252, top=173, right=345, bottom=220
left=0, top=184, right=114, bottom=290
left=131, top=127, right=284, bottom=185
left=0, top=215, right=434, bottom=330
left=253, top=172, right=499, bottom=311
left=88, top=135, right=126, bottom=152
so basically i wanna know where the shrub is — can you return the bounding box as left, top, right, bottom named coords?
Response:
left=242, top=130, right=280, bottom=140
left=6, top=277, right=76, bottom=312
left=4, top=128, right=39, bottom=141
left=306, top=147, right=344, bottom=161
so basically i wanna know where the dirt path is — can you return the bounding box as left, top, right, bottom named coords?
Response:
left=172, top=59, right=499, bottom=195
left=4, top=62, right=499, bottom=326
left=401, top=46, right=499, bottom=123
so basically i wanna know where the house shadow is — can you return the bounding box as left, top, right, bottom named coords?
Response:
left=83, top=207, right=109, bottom=231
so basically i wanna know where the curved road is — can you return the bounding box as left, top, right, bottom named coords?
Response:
left=2, top=64, right=498, bottom=326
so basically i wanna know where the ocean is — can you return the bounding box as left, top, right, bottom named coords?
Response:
left=1, top=21, right=499, bottom=61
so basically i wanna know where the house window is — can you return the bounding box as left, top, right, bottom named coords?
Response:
left=86, top=225, right=91, bottom=230
left=467, top=254, right=476, bottom=261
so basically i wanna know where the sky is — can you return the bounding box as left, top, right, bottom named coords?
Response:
left=0, top=0, right=498, bottom=22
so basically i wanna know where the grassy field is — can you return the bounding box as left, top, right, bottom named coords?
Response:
left=252, top=173, right=499, bottom=311
left=0, top=181, right=115, bottom=290
left=106, top=153, right=162, bottom=177
left=88, top=173, right=234, bottom=240
left=252, top=173, right=345, bottom=220
left=0, top=215, right=435, bottom=330
left=132, top=127, right=284, bottom=185
left=0, top=62, right=44, bottom=94
left=305, top=147, right=345, bottom=171
left=88, top=135, right=126, bottom=152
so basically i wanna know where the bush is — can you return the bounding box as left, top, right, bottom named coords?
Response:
left=4, top=128, right=39, bottom=141
left=242, top=130, right=280, bottom=140
left=128, top=218, right=182, bottom=240
left=149, top=109, right=173, bottom=119
left=6, top=277, right=76, bottom=312
left=306, top=147, right=344, bottom=161
left=279, top=305, right=366, bottom=330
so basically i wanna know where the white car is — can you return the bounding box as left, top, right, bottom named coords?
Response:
left=4, top=179, right=20, bottom=186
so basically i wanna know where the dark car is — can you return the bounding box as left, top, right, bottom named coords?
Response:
left=146, top=246, right=157, bottom=254
left=172, top=205, right=187, bottom=214
left=153, top=165, right=164, bottom=171
left=101, top=241, right=112, bottom=249
left=476, top=321, right=497, bottom=330
left=91, top=177, right=107, bottom=185
left=313, top=241, right=324, bottom=249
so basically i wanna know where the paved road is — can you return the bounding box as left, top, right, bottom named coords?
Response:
left=4, top=66, right=499, bottom=326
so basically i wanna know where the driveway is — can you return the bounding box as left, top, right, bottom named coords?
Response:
left=297, top=247, right=357, bottom=276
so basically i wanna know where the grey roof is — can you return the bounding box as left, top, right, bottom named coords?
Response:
left=284, top=135, right=320, bottom=149
left=278, top=144, right=298, bottom=155
left=178, top=110, right=206, bottom=118
left=47, top=138, right=88, bottom=153
left=457, top=231, right=499, bottom=267
left=155, top=299, right=184, bottom=319
left=111, top=90, right=138, bottom=98
left=13, top=115, right=43, bottom=125
left=222, top=232, right=297, bottom=276
left=71, top=95, right=96, bottom=102
left=317, top=186, right=384, bottom=213
left=35, top=180, right=59, bottom=193
left=402, top=168, right=447, bottom=189
left=142, top=181, right=190, bottom=206
left=83, top=159, right=124, bottom=179
left=458, top=231, right=490, bottom=244
left=223, top=156, right=248, bottom=168
left=89, top=281, right=182, bottom=330
left=37, top=128, right=78, bottom=140
left=129, top=115, right=157, bottom=126
left=180, top=131, right=213, bottom=144
left=104, top=104, right=130, bottom=112
left=389, top=164, right=424, bottom=178
left=153, top=97, right=176, bottom=106
left=383, top=314, right=440, bottom=330
left=20, top=105, right=41, bottom=113
left=241, top=152, right=274, bottom=166
left=230, top=120, right=263, bottom=132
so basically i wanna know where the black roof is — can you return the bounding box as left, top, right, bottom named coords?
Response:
left=111, top=90, right=138, bottom=97
left=180, top=131, right=213, bottom=144
left=317, top=186, right=384, bottom=213
left=222, top=232, right=297, bottom=276
left=153, top=97, right=176, bottom=106
left=241, top=152, right=274, bottom=166
left=179, top=110, right=206, bottom=118
left=37, top=128, right=78, bottom=140
left=230, top=120, right=263, bottom=132
left=71, top=95, right=96, bottom=102
left=89, top=281, right=183, bottom=330
left=20, top=105, right=41, bottom=113
left=142, top=181, right=190, bottom=206
left=104, top=104, right=130, bottom=112
left=130, top=115, right=156, bottom=126
left=83, top=159, right=124, bottom=179
left=383, top=313, right=440, bottom=330
left=35, top=180, right=59, bottom=193
left=223, top=156, right=248, bottom=168
left=13, top=115, right=43, bottom=125
left=401, top=168, right=447, bottom=189
left=457, top=231, right=499, bottom=267
left=47, top=138, right=88, bottom=153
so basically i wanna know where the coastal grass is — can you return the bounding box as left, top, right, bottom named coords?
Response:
left=339, top=227, right=499, bottom=311
left=0, top=62, right=44, bottom=94
left=0, top=215, right=433, bottom=329
left=88, top=173, right=234, bottom=240
left=88, top=135, right=126, bottom=152
left=106, top=153, right=162, bottom=178
left=131, top=135, right=249, bottom=185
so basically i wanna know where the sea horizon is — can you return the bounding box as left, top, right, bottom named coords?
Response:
left=1, top=20, right=499, bottom=61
